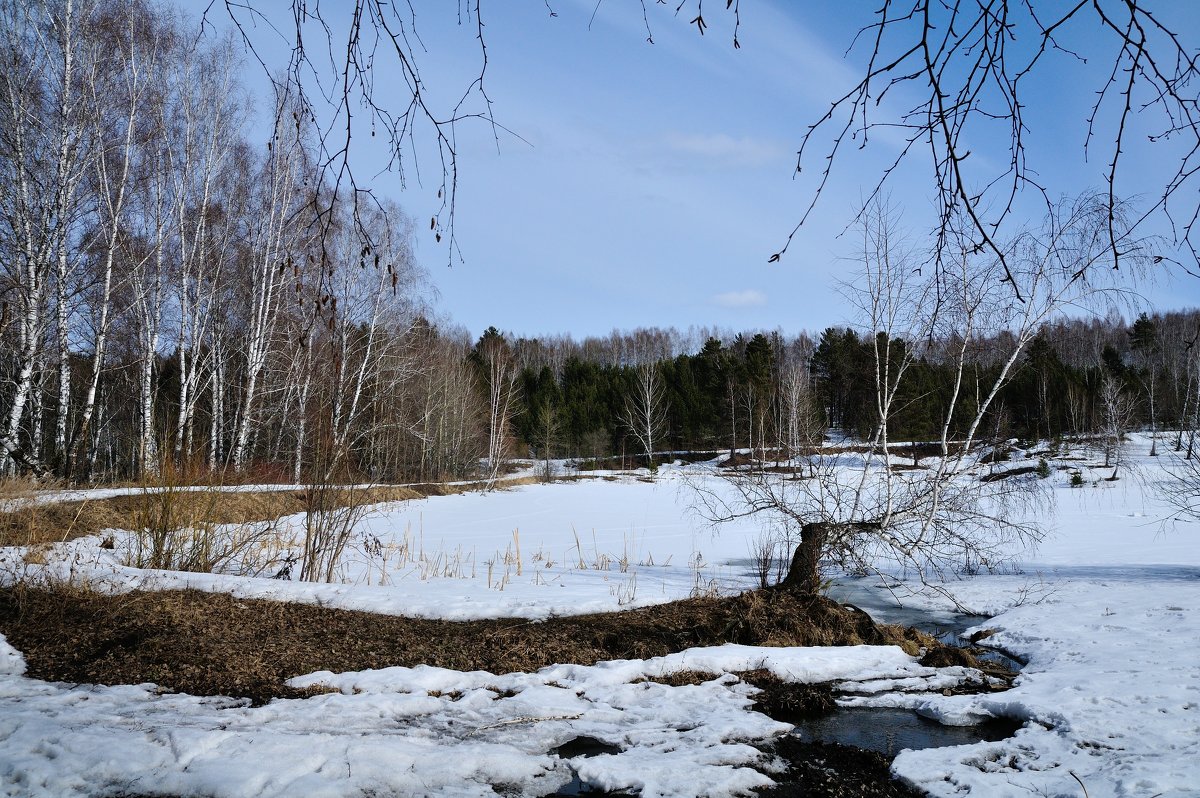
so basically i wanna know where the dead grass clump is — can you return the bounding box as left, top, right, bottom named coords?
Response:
left=0, top=475, right=50, bottom=503
left=0, top=483, right=444, bottom=552
left=739, top=669, right=839, bottom=722
left=0, top=501, right=124, bottom=548
left=0, top=585, right=959, bottom=706
left=919, top=646, right=981, bottom=669
left=639, top=669, right=838, bottom=722
left=105, top=491, right=300, bottom=528
left=633, top=667, right=840, bottom=720
left=636, top=670, right=720, bottom=687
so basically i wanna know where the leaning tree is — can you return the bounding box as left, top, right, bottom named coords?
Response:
left=694, top=195, right=1146, bottom=595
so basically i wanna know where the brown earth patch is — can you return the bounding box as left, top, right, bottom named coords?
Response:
left=636, top=669, right=837, bottom=722
left=0, top=585, right=949, bottom=706
left=979, top=465, right=1038, bottom=483
left=756, top=737, right=923, bottom=797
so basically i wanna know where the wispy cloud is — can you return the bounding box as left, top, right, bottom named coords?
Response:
left=664, top=133, right=787, bottom=167
left=713, top=289, right=767, bottom=308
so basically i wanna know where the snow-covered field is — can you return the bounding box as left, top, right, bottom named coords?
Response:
left=1, top=437, right=1198, bottom=797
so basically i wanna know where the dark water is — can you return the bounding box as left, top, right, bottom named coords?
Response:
left=822, top=577, right=1027, bottom=670
left=554, top=577, right=1028, bottom=794
left=551, top=737, right=631, bottom=797
left=792, top=707, right=1021, bottom=757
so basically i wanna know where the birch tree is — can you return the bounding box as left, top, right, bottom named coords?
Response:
left=622, top=362, right=669, bottom=469
left=0, top=0, right=100, bottom=473
left=473, top=327, right=518, bottom=484
left=124, top=76, right=175, bottom=478
left=66, top=1, right=157, bottom=479
left=167, top=34, right=244, bottom=464
left=1099, top=374, right=1135, bottom=476
left=229, top=100, right=309, bottom=470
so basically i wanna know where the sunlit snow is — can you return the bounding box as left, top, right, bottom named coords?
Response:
left=1, top=435, right=1198, bottom=796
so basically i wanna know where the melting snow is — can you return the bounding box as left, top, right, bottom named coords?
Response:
left=1, top=436, right=1198, bottom=796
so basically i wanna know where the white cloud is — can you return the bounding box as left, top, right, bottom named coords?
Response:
left=712, top=289, right=767, bottom=308
left=663, top=133, right=787, bottom=167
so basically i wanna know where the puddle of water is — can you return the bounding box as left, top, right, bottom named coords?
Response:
left=794, top=707, right=1021, bottom=757
left=550, top=737, right=631, bottom=797
left=552, top=736, right=622, bottom=759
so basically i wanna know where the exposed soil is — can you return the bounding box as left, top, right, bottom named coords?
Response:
left=0, top=585, right=943, bottom=705
left=979, top=465, right=1039, bottom=482
left=756, top=736, right=923, bottom=797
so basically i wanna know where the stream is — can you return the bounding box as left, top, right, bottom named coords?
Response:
left=825, top=576, right=1026, bottom=670
left=553, top=575, right=1025, bottom=794
left=791, top=707, right=1020, bottom=757
left=798, top=576, right=1025, bottom=754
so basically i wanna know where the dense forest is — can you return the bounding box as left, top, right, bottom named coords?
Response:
left=500, top=310, right=1199, bottom=466
left=3, top=1, right=1199, bottom=486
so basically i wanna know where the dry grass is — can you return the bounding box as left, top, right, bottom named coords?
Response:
left=0, top=501, right=125, bottom=548
left=0, top=474, right=49, bottom=502
left=641, top=668, right=838, bottom=722
left=0, top=585, right=943, bottom=706
left=0, top=476, right=544, bottom=549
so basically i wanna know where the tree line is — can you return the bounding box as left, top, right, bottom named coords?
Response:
left=493, top=308, right=1200, bottom=467
left=0, top=0, right=485, bottom=483
left=3, top=2, right=1198, bottom=487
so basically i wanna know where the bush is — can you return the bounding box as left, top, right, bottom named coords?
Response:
left=1070, top=471, right=1085, bottom=487
left=1036, top=458, right=1051, bottom=479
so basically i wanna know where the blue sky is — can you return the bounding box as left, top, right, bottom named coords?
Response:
left=191, top=0, right=1200, bottom=340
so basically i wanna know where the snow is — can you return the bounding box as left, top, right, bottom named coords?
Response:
left=0, top=641, right=982, bottom=797
left=874, top=580, right=1200, bottom=797
left=1, top=436, right=1199, bottom=796
left=0, top=637, right=23, bottom=678
left=1, top=470, right=762, bottom=619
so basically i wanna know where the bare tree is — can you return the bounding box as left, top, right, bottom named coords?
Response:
left=1099, top=373, right=1135, bottom=477
left=0, top=0, right=103, bottom=474
left=697, top=196, right=1142, bottom=595
left=622, top=362, right=669, bottom=471
left=228, top=95, right=310, bottom=471
left=202, top=3, right=1197, bottom=294
left=774, top=1, right=1199, bottom=290
left=473, top=328, right=518, bottom=484
left=166, top=32, right=246, bottom=463
left=67, top=1, right=157, bottom=480
left=405, top=323, right=487, bottom=481
left=206, top=1, right=502, bottom=268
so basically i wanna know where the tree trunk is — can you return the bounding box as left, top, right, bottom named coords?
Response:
left=782, top=522, right=828, bottom=594
left=781, top=521, right=881, bottom=594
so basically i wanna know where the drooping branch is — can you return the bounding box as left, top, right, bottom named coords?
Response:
left=777, top=1, right=1198, bottom=296
left=204, top=0, right=505, bottom=269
